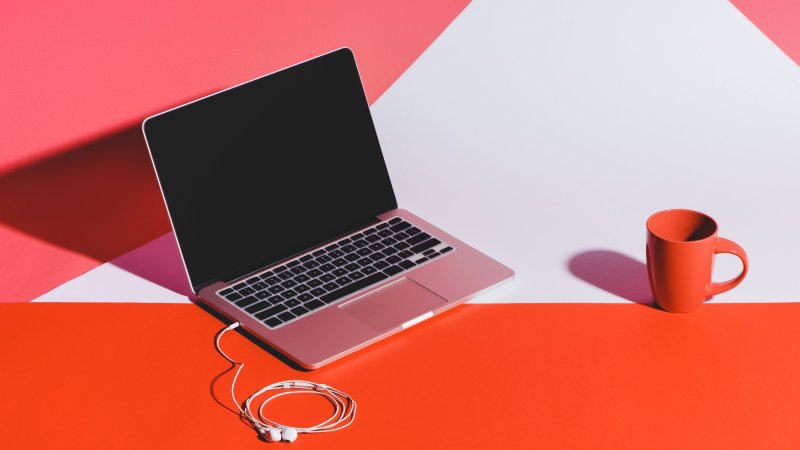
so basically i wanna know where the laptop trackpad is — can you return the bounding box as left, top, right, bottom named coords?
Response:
left=340, top=278, right=447, bottom=332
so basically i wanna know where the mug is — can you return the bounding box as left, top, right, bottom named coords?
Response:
left=646, top=209, right=748, bottom=313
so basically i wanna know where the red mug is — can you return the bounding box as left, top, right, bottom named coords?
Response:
left=646, top=209, right=748, bottom=313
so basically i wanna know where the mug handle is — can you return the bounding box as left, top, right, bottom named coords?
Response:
left=708, top=237, right=749, bottom=296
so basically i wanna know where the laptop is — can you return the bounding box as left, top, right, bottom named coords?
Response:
left=142, top=48, right=513, bottom=369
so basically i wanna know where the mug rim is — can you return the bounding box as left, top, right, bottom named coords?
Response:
left=646, top=209, right=718, bottom=244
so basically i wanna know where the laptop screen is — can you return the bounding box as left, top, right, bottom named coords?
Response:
left=143, top=49, right=397, bottom=291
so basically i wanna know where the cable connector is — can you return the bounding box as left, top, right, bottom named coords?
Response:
left=225, top=322, right=241, bottom=332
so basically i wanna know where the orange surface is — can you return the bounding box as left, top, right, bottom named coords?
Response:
left=1, top=302, right=799, bottom=449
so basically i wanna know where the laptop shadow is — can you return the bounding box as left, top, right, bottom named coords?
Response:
left=567, top=250, right=656, bottom=308
left=0, top=125, right=172, bottom=265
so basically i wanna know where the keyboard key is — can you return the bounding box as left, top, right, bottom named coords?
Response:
left=268, top=285, right=285, bottom=294
left=336, top=276, right=352, bottom=286
left=389, top=221, right=411, bottom=232
left=395, top=242, right=410, bottom=250
left=234, top=282, right=247, bottom=290
left=264, top=317, right=282, bottom=328
left=399, top=260, right=416, bottom=270
left=383, top=265, right=403, bottom=276
left=252, top=282, right=267, bottom=291
left=353, top=239, right=368, bottom=248
left=365, top=234, right=381, bottom=243
left=280, top=289, right=298, bottom=299
left=351, top=233, right=364, bottom=240
left=225, top=293, right=243, bottom=302
left=357, top=248, right=373, bottom=256
left=386, top=255, right=402, bottom=264
left=345, top=263, right=360, bottom=271
left=255, top=291, right=270, bottom=300
left=285, top=298, right=301, bottom=307
left=407, top=232, right=430, bottom=246
left=338, top=238, right=352, bottom=245
left=322, top=282, right=339, bottom=291
left=220, top=288, right=233, bottom=295
left=236, top=296, right=258, bottom=307
left=277, top=271, right=293, bottom=280
left=295, top=284, right=310, bottom=293
left=290, top=266, right=306, bottom=274
left=260, top=271, right=274, bottom=279
left=350, top=271, right=365, bottom=280
left=312, top=249, right=326, bottom=257
left=320, top=263, right=336, bottom=272
left=303, top=260, right=320, bottom=269
left=341, top=244, right=357, bottom=253
left=325, top=244, right=339, bottom=251
left=369, top=243, right=385, bottom=251
left=291, top=306, right=309, bottom=316
left=300, top=254, right=314, bottom=262
left=316, top=255, right=332, bottom=263
left=294, top=274, right=310, bottom=283
left=376, top=223, right=389, bottom=230
left=310, top=288, right=327, bottom=297
left=256, top=304, right=287, bottom=320
left=373, top=261, right=389, bottom=270
left=381, top=237, right=397, bottom=246
left=239, top=287, right=255, bottom=296
left=332, top=258, right=347, bottom=267
left=298, top=293, right=314, bottom=302
left=247, top=277, right=261, bottom=284
left=378, top=229, right=392, bottom=238
left=410, top=238, right=441, bottom=254
left=344, top=253, right=360, bottom=262
left=332, top=268, right=348, bottom=277
left=307, top=279, right=323, bottom=287
left=264, top=276, right=281, bottom=285
left=407, top=227, right=421, bottom=236
left=306, top=269, right=323, bottom=278
left=306, top=299, right=325, bottom=310
left=280, top=279, right=297, bottom=288
left=389, top=217, right=402, bottom=224
left=369, top=252, right=386, bottom=262
left=278, top=312, right=295, bottom=322
left=357, top=258, right=373, bottom=267
left=329, top=250, right=345, bottom=258
left=399, top=250, right=414, bottom=259
left=428, top=252, right=441, bottom=259
left=245, top=301, right=270, bottom=314
left=364, top=228, right=377, bottom=235
left=395, top=231, right=409, bottom=240
left=415, top=257, right=429, bottom=264
left=320, top=274, right=335, bottom=282
left=441, top=247, right=453, bottom=254
left=361, top=266, right=377, bottom=275
left=381, top=247, right=398, bottom=256
left=319, top=272, right=389, bottom=304
left=287, top=260, right=300, bottom=267
left=267, top=296, right=284, bottom=305
left=274, top=266, right=287, bottom=273
left=423, top=249, right=436, bottom=256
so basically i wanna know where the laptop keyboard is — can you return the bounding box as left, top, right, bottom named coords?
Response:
left=216, top=217, right=454, bottom=329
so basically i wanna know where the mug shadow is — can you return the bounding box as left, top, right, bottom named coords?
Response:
left=568, top=250, right=657, bottom=308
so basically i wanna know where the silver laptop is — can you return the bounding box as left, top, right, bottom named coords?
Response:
left=142, top=48, right=513, bottom=369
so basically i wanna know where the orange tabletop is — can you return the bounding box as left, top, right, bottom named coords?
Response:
left=1, top=302, right=799, bottom=449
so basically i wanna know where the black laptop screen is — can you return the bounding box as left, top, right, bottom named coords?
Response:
left=143, top=49, right=397, bottom=291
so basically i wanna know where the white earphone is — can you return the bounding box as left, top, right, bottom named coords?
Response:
left=215, top=322, right=357, bottom=444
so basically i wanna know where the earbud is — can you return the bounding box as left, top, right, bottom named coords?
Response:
left=282, top=428, right=298, bottom=443
left=259, top=428, right=282, bottom=443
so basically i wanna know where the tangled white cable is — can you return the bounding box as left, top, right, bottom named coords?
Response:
left=214, top=322, right=357, bottom=443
